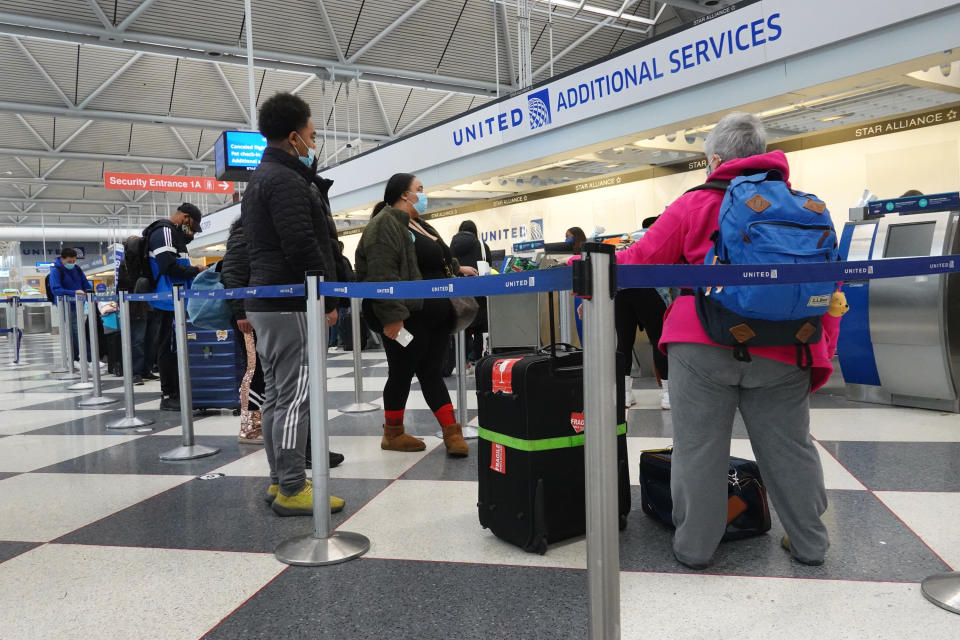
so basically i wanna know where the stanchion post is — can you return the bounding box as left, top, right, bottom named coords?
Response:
left=275, top=272, right=370, bottom=566
left=558, top=289, right=573, bottom=346
left=159, top=285, right=219, bottom=461
left=107, top=291, right=154, bottom=429
left=50, top=295, right=69, bottom=374
left=577, top=243, right=621, bottom=640
left=338, top=297, right=378, bottom=413
left=78, top=296, right=118, bottom=407
left=8, top=296, right=25, bottom=367
left=67, top=294, right=93, bottom=390
left=58, top=297, right=79, bottom=381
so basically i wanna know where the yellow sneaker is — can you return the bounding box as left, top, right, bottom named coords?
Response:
left=271, top=481, right=344, bottom=516
left=264, top=484, right=279, bottom=505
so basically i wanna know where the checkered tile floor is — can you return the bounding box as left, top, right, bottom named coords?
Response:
left=1, top=332, right=959, bottom=639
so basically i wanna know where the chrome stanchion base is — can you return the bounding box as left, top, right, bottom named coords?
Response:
left=67, top=381, right=93, bottom=390
left=8, top=361, right=29, bottom=368
left=49, top=366, right=69, bottom=374
left=434, top=425, right=479, bottom=440
left=275, top=531, right=370, bottom=567
left=78, top=395, right=120, bottom=407
left=159, top=444, right=220, bottom=461
left=107, top=415, right=155, bottom=430
left=338, top=401, right=379, bottom=413
left=922, top=572, right=960, bottom=614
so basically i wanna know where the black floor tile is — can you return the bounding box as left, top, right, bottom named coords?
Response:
left=23, top=409, right=185, bottom=436
left=31, top=435, right=256, bottom=475
left=820, top=441, right=960, bottom=491
left=56, top=476, right=390, bottom=553
left=0, top=541, right=41, bottom=564
left=204, top=558, right=588, bottom=640
left=8, top=393, right=161, bottom=412
left=401, top=440, right=479, bottom=482
left=619, top=487, right=949, bottom=581
left=0, top=472, right=20, bottom=481
left=327, top=410, right=439, bottom=436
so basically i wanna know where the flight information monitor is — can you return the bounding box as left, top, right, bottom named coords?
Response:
left=214, top=131, right=267, bottom=182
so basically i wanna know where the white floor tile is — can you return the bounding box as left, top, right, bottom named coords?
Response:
left=375, top=390, right=477, bottom=411
left=0, top=391, right=85, bottom=410
left=875, top=491, right=960, bottom=569
left=0, top=434, right=141, bottom=471
left=0, top=409, right=116, bottom=435
left=340, top=479, right=588, bottom=568
left=631, top=388, right=665, bottom=410
left=0, top=472, right=193, bottom=541
left=325, top=367, right=355, bottom=378
left=619, top=571, right=960, bottom=639
left=326, top=376, right=388, bottom=392
left=810, top=407, right=960, bottom=442
left=0, top=378, right=71, bottom=391
left=0, top=544, right=285, bottom=640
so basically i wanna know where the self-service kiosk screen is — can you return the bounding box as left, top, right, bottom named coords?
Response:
left=884, top=221, right=936, bottom=258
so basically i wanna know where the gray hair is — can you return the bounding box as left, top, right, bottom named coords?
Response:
left=703, top=112, right=767, bottom=162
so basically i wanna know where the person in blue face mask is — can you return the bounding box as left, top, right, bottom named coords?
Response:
left=48, top=246, right=93, bottom=364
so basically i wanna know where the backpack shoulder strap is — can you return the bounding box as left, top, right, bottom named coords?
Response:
left=686, top=179, right=731, bottom=194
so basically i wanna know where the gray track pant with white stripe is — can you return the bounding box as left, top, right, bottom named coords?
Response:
left=247, top=311, right=310, bottom=496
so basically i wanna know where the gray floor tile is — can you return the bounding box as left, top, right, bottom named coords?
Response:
left=820, top=441, right=960, bottom=491
left=0, top=472, right=20, bottom=481
left=9, top=393, right=159, bottom=412
left=55, top=476, right=390, bottom=553
left=204, top=558, right=588, bottom=640
left=0, top=541, right=40, bottom=564
left=31, top=435, right=257, bottom=475
left=401, top=440, right=479, bottom=481
left=23, top=409, right=186, bottom=436
left=620, top=488, right=949, bottom=581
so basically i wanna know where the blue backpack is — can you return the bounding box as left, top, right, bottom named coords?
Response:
left=187, top=265, right=233, bottom=330
left=689, top=171, right=840, bottom=367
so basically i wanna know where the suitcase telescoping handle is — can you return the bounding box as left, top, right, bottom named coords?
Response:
left=547, top=290, right=557, bottom=358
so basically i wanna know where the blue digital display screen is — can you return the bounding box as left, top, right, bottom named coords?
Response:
left=225, top=131, right=267, bottom=167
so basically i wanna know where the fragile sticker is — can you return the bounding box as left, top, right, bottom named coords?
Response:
left=490, top=443, right=506, bottom=474
left=491, top=358, right=523, bottom=394
left=571, top=412, right=585, bottom=434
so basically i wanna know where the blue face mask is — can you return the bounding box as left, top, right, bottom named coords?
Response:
left=412, top=192, right=428, bottom=215
left=295, top=134, right=316, bottom=168
left=63, top=262, right=75, bottom=270
left=565, top=237, right=575, bottom=244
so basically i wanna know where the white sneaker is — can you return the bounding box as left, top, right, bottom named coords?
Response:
left=660, top=380, right=670, bottom=410
left=625, top=377, right=636, bottom=408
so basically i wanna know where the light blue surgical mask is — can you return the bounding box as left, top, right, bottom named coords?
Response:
left=63, top=262, right=75, bottom=270
left=295, top=134, right=316, bottom=168
left=412, top=192, right=428, bottom=215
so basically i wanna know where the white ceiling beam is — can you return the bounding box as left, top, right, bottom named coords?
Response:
left=396, top=93, right=455, bottom=136
left=0, top=15, right=506, bottom=96
left=0, top=178, right=114, bottom=187
left=0, top=197, right=138, bottom=206
left=211, top=62, right=250, bottom=122
left=13, top=157, right=39, bottom=178
left=14, top=114, right=53, bottom=152
left=0, top=147, right=212, bottom=167
left=84, top=0, right=114, bottom=30
left=41, top=160, right=65, bottom=180
left=169, top=127, right=198, bottom=160
left=54, top=120, right=94, bottom=152
left=314, top=0, right=345, bottom=63
left=497, top=3, right=517, bottom=88
left=291, top=75, right=316, bottom=95
left=10, top=37, right=74, bottom=108
left=346, top=0, right=431, bottom=64
left=370, top=84, right=394, bottom=138
left=117, top=0, right=160, bottom=32
left=77, top=52, right=144, bottom=109
left=0, top=100, right=248, bottom=130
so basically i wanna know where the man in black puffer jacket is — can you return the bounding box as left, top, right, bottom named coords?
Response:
left=241, top=92, right=345, bottom=518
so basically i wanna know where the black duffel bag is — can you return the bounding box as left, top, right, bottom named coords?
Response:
left=638, top=447, right=771, bottom=541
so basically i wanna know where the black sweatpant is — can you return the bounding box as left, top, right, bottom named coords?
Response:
left=382, top=300, right=454, bottom=413
left=154, top=310, right=179, bottom=397
left=615, top=288, right=668, bottom=381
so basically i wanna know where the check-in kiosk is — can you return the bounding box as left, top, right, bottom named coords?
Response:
left=838, top=193, right=960, bottom=412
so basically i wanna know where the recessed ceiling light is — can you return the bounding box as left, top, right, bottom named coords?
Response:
left=820, top=113, right=854, bottom=122
left=605, top=163, right=620, bottom=168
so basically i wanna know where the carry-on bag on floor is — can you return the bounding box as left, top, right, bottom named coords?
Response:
left=476, top=293, right=630, bottom=554
left=638, top=447, right=771, bottom=541
left=186, top=324, right=244, bottom=413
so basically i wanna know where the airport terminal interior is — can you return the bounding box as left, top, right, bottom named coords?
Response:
left=2, top=1, right=960, bottom=638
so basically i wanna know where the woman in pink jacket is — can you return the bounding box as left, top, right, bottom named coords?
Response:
left=619, top=113, right=837, bottom=569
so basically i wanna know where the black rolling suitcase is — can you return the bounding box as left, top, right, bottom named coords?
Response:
left=476, top=294, right=630, bottom=554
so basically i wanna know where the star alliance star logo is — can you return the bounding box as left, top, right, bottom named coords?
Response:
left=947, top=110, right=958, bottom=121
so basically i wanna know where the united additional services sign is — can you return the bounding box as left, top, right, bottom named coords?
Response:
left=325, top=0, right=957, bottom=197
left=104, top=172, right=234, bottom=194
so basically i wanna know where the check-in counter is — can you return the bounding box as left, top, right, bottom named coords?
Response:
left=838, top=193, right=960, bottom=412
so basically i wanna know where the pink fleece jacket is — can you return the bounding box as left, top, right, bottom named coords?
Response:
left=616, top=150, right=841, bottom=392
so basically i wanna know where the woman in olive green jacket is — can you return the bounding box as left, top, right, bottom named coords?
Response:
left=356, top=173, right=477, bottom=457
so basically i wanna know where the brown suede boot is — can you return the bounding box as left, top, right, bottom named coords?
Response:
left=441, top=423, right=469, bottom=457
left=381, top=424, right=426, bottom=452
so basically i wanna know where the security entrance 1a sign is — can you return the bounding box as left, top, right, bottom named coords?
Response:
left=104, top=172, right=235, bottom=194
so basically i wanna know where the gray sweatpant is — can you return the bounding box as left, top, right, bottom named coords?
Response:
left=247, top=311, right=310, bottom=496
left=668, top=343, right=829, bottom=567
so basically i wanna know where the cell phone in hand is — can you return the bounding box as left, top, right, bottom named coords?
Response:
left=395, top=327, right=414, bottom=347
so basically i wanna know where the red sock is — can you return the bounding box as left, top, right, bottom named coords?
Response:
left=384, top=409, right=404, bottom=426
left=433, top=404, right=456, bottom=428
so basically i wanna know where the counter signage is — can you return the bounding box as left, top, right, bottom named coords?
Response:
left=104, top=172, right=234, bottom=194
left=325, top=0, right=957, bottom=197
left=867, top=192, right=960, bottom=217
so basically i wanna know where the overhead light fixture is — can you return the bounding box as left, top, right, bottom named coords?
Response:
left=605, top=163, right=620, bottom=168
left=820, top=113, right=854, bottom=122
left=537, top=0, right=664, bottom=25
